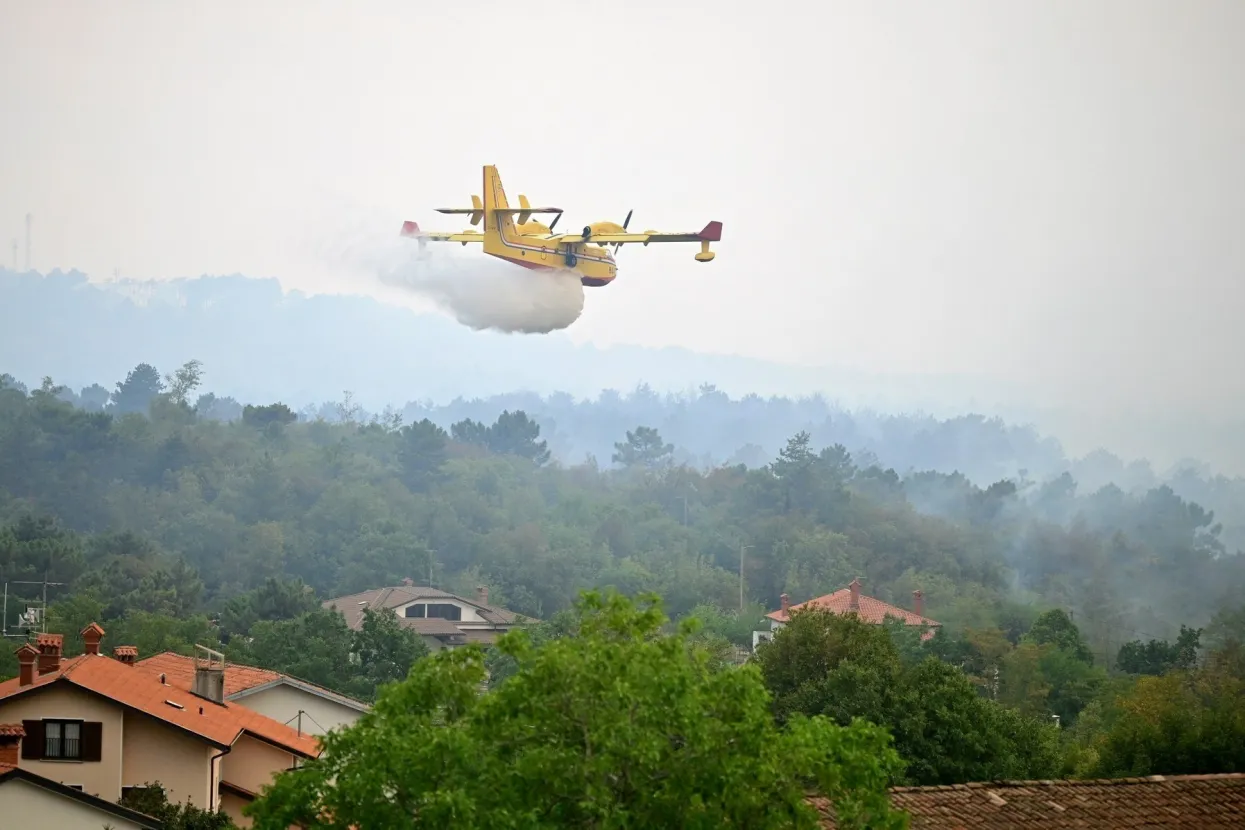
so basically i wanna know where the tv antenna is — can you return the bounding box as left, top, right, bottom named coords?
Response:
left=2, top=577, right=67, bottom=639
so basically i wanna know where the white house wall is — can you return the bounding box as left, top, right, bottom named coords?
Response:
left=232, top=684, right=363, bottom=736
left=391, top=599, right=487, bottom=624
left=0, top=778, right=152, bottom=830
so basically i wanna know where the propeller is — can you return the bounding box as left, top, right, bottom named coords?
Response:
left=548, top=212, right=561, bottom=232
left=614, top=209, right=633, bottom=254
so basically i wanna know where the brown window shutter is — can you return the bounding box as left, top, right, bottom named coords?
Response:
left=80, top=722, right=103, bottom=762
left=21, top=720, right=44, bottom=760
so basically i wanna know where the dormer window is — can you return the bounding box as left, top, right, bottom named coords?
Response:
left=403, top=603, right=462, bottom=621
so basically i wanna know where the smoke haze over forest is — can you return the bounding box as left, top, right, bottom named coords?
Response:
left=4, top=269, right=1245, bottom=559
left=3, top=268, right=1244, bottom=473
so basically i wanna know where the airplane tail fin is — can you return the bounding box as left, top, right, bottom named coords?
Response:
left=482, top=165, right=510, bottom=231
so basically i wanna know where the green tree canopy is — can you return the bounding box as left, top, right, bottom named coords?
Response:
left=612, top=425, right=674, bottom=470
left=110, top=361, right=164, bottom=414
left=754, top=607, right=1061, bottom=785
left=245, top=592, right=907, bottom=830
left=1116, top=625, right=1202, bottom=676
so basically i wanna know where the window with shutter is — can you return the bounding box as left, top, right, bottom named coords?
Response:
left=39, top=719, right=85, bottom=760
left=80, top=721, right=103, bottom=762
left=20, top=720, right=44, bottom=760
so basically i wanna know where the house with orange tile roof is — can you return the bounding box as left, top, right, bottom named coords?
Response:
left=0, top=624, right=322, bottom=828
left=135, top=651, right=369, bottom=737
left=753, top=578, right=940, bottom=651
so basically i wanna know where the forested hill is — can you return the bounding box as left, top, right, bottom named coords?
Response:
left=6, top=271, right=1245, bottom=533
left=4, top=361, right=1245, bottom=788
left=6, top=356, right=1245, bottom=556
left=12, top=267, right=1245, bottom=476
left=2, top=369, right=1243, bottom=658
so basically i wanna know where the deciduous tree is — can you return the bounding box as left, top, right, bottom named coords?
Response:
left=245, top=592, right=906, bottom=830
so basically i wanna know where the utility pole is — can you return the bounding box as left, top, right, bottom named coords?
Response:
left=737, top=545, right=747, bottom=609
left=24, top=213, right=31, bottom=271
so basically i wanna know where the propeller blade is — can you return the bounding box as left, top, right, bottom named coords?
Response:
left=611, top=210, right=632, bottom=256
left=548, top=212, right=561, bottom=232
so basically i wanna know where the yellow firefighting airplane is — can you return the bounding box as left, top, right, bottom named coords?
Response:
left=399, top=165, right=722, bottom=287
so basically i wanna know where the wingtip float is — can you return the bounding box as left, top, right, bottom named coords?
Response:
left=399, top=165, right=722, bottom=287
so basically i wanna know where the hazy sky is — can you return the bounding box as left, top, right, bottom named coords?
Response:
left=2, top=2, right=1243, bottom=435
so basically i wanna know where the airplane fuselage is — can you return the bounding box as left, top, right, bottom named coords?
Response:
left=480, top=168, right=619, bottom=287
left=488, top=219, right=619, bottom=287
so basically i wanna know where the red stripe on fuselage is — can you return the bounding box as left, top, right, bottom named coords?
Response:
left=488, top=252, right=613, bottom=286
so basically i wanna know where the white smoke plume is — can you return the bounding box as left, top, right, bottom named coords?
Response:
left=313, top=215, right=585, bottom=334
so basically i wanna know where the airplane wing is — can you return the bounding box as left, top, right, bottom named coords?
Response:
left=550, top=221, right=722, bottom=245
left=399, top=221, right=484, bottom=244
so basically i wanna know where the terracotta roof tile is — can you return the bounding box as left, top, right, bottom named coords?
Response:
left=0, top=654, right=321, bottom=758
left=0, top=724, right=25, bottom=737
left=35, top=633, right=63, bottom=649
left=810, top=774, right=1245, bottom=828
left=135, top=652, right=368, bottom=711
left=768, top=588, right=939, bottom=629
left=135, top=652, right=281, bottom=697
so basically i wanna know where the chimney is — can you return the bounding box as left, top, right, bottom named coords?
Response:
left=476, top=585, right=489, bottom=606
left=402, top=577, right=413, bottom=587
left=192, top=645, right=226, bottom=704
left=912, top=590, right=924, bottom=619
left=114, top=645, right=138, bottom=665
left=15, top=644, right=38, bottom=687
left=35, top=633, right=63, bottom=675
left=81, top=622, right=106, bottom=656
left=780, top=593, right=790, bottom=617
left=848, top=578, right=861, bottom=612
left=0, top=724, right=24, bottom=767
